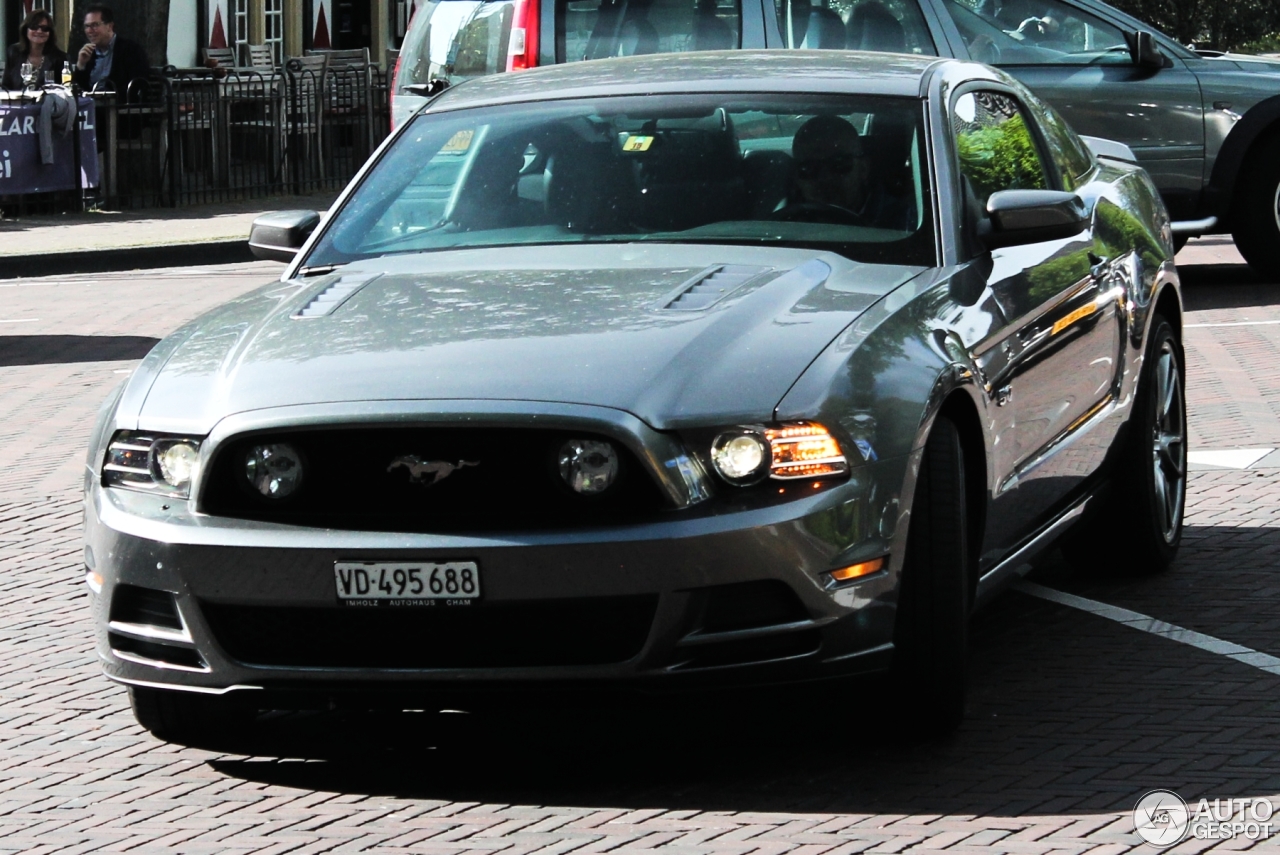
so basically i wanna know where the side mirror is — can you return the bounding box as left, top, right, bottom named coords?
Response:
left=983, top=190, right=1088, bottom=249
left=404, top=79, right=449, bottom=97
left=248, top=210, right=322, bottom=262
left=1125, top=30, right=1168, bottom=69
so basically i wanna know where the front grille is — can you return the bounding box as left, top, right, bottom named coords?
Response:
left=201, top=427, right=668, bottom=533
left=200, top=595, right=659, bottom=669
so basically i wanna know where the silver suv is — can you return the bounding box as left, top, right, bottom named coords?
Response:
left=392, top=0, right=1280, bottom=275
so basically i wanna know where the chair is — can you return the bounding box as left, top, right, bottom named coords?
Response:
left=283, top=54, right=328, bottom=186
left=203, top=47, right=237, bottom=69
left=170, top=73, right=222, bottom=188
left=248, top=44, right=276, bottom=70
left=307, top=48, right=376, bottom=166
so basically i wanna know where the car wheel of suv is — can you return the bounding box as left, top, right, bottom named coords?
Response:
left=129, top=686, right=255, bottom=750
left=1062, top=315, right=1185, bottom=574
left=1231, top=141, right=1280, bottom=279
left=891, top=415, right=969, bottom=738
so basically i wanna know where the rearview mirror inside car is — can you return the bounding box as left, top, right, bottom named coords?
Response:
left=248, top=210, right=322, bottom=262
left=1125, top=30, right=1168, bottom=69
left=983, top=190, right=1088, bottom=249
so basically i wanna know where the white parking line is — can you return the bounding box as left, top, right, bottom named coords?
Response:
left=0, top=318, right=39, bottom=323
left=1185, top=320, right=1280, bottom=328
left=1015, top=581, right=1280, bottom=677
left=1188, top=448, right=1275, bottom=469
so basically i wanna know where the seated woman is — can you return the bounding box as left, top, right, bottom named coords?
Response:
left=3, top=9, right=67, bottom=90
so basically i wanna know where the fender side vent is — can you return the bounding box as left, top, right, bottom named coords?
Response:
left=293, top=273, right=381, bottom=318
left=662, top=265, right=771, bottom=311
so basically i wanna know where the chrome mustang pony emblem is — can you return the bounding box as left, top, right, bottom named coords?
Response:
left=387, top=456, right=479, bottom=486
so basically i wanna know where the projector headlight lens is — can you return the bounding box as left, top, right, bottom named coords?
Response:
left=558, top=439, right=619, bottom=494
left=102, top=431, right=203, bottom=499
left=154, top=439, right=200, bottom=489
left=244, top=443, right=304, bottom=498
left=711, top=431, right=770, bottom=484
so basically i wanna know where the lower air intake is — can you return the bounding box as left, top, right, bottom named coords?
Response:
left=200, top=595, right=658, bottom=669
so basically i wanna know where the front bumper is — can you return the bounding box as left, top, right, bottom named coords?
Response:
left=85, top=453, right=913, bottom=700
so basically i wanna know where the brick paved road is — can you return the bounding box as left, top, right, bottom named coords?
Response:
left=2, top=250, right=1279, bottom=853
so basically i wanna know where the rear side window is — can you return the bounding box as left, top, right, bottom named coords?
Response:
left=559, top=0, right=742, bottom=62
left=773, top=0, right=936, bottom=54
left=397, top=0, right=517, bottom=90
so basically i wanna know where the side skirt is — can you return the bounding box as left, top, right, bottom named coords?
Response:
left=973, top=488, right=1101, bottom=609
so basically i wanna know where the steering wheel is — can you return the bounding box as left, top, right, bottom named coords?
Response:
left=968, top=35, right=1002, bottom=65
left=770, top=202, right=868, bottom=226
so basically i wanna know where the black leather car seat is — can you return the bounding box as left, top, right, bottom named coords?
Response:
left=545, top=141, right=636, bottom=233
left=694, top=0, right=735, bottom=51
left=742, top=150, right=795, bottom=218
left=847, top=2, right=907, bottom=53
left=801, top=7, right=846, bottom=49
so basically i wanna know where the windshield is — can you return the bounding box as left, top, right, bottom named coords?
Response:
left=307, top=94, right=936, bottom=268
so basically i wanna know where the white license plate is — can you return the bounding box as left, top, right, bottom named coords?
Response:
left=334, top=561, right=481, bottom=603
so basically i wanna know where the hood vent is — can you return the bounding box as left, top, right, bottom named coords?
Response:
left=293, top=273, right=382, bottom=319
left=662, top=265, right=771, bottom=311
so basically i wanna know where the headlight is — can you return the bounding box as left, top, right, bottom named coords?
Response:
left=764, top=423, right=848, bottom=479
left=558, top=439, right=619, bottom=494
left=710, top=422, right=848, bottom=485
left=244, top=443, right=304, bottom=498
left=711, top=431, right=769, bottom=484
left=103, top=431, right=202, bottom=498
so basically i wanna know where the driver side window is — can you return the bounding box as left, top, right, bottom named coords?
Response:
left=952, top=90, right=1049, bottom=208
left=942, top=0, right=1132, bottom=66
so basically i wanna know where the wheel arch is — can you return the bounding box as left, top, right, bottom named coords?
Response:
left=1206, top=94, right=1280, bottom=221
left=1152, top=282, right=1183, bottom=340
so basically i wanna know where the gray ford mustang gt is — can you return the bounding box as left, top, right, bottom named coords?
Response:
left=85, top=51, right=1185, bottom=745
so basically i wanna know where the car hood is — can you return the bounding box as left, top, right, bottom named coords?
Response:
left=127, top=244, right=924, bottom=434
left=1199, top=52, right=1280, bottom=71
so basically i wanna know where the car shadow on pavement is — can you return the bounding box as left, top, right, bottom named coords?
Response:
left=0, top=335, right=158, bottom=366
left=205, top=524, right=1280, bottom=817
left=1179, top=263, right=1279, bottom=311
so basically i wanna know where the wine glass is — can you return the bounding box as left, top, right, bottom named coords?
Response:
left=20, top=62, right=36, bottom=91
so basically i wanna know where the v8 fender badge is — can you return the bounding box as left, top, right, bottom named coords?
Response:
left=387, top=456, right=479, bottom=485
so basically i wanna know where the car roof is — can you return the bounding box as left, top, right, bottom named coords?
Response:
left=426, top=50, right=951, bottom=113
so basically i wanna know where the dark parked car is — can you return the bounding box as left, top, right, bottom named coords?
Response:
left=88, top=52, right=1184, bottom=746
left=394, top=0, right=1280, bottom=276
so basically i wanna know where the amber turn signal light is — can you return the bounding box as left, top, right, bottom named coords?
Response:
left=829, top=557, right=885, bottom=582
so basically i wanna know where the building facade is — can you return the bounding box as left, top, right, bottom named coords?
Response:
left=4, top=0, right=410, bottom=73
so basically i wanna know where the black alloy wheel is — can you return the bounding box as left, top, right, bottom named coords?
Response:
left=1061, top=314, right=1185, bottom=574
left=890, top=414, right=970, bottom=737
left=1123, top=315, right=1187, bottom=570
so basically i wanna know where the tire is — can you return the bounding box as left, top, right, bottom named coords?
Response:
left=129, top=686, right=255, bottom=750
left=1119, top=316, right=1187, bottom=570
left=890, top=415, right=970, bottom=738
left=1062, top=315, right=1186, bottom=573
left=1231, top=139, right=1280, bottom=279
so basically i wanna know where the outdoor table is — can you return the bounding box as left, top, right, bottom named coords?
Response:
left=0, top=91, right=99, bottom=196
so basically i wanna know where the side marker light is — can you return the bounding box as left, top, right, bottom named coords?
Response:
left=829, top=557, right=885, bottom=583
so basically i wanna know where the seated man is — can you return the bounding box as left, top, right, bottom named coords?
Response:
left=778, top=115, right=914, bottom=231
